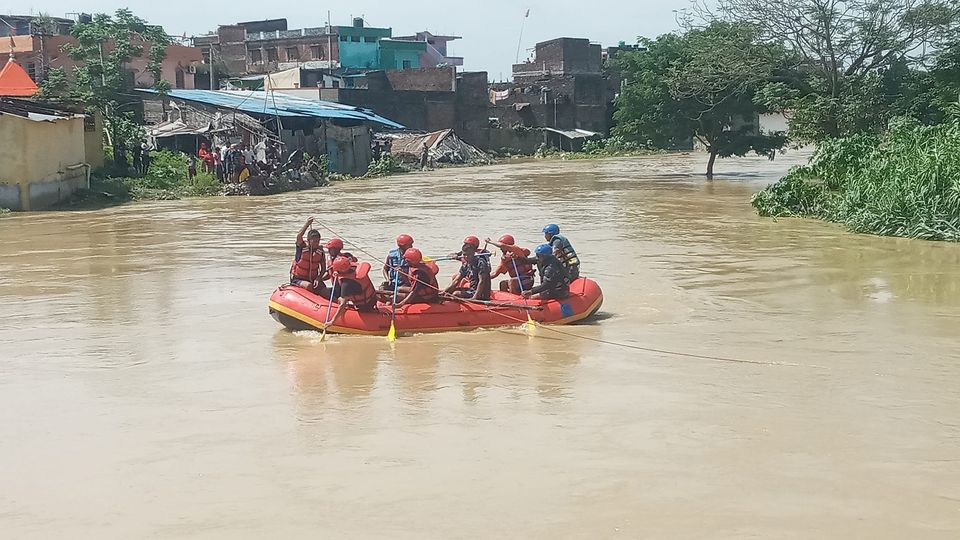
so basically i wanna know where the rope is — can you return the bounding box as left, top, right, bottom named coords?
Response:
left=307, top=218, right=822, bottom=369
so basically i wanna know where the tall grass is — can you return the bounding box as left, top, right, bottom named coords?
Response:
left=752, top=119, right=960, bottom=241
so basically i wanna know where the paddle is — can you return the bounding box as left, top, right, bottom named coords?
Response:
left=442, top=294, right=544, bottom=311
left=387, top=272, right=400, bottom=342
left=424, top=252, right=492, bottom=263
left=511, top=258, right=536, bottom=333
left=319, top=277, right=338, bottom=342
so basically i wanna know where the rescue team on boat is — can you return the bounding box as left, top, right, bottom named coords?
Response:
left=289, top=216, right=581, bottom=309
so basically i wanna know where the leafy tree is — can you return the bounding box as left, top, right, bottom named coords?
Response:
left=704, top=0, right=960, bottom=141
left=613, top=22, right=788, bottom=177
left=36, top=9, right=171, bottom=164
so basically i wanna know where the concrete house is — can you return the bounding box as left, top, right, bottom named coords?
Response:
left=0, top=97, right=104, bottom=211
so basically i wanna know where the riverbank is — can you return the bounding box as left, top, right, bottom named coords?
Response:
left=752, top=120, right=960, bottom=241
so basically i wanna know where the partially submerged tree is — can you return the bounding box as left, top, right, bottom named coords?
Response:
left=613, top=22, right=788, bottom=177
left=36, top=9, right=171, bottom=163
left=705, top=0, right=960, bottom=141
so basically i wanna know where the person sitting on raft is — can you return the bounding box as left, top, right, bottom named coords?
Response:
left=382, top=233, right=415, bottom=289
left=325, top=238, right=357, bottom=265
left=522, top=243, right=571, bottom=300
left=542, top=223, right=580, bottom=281
left=290, top=217, right=328, bottom=295
left=443, top=236, right=492, bottom=301
left=485, top=234, right=535, bottom=294
left=326, top=256, right=379, bottom=326
left=392, top=248, right=441, bottom=307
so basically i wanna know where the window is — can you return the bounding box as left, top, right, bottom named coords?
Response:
left=250, top=50, right=263, bottom=63
left=351, top=36, right=360, bottom=42
left=84, top=115, right=96, bottom=132
left=402, top=60, right=412, bottom=69
left=339, top=35, right=347, bottom=42
left=25, top=62, right=36, bottom=81
left=286, top=47, right=300, bottom=60
left=363, top=36, right=376, bottom=43
left=332, top=80, right=340, bottom=88
left=310, top=45, right=323, bottom=60
left=266, top=48, right=279, bottom=62
left=175, top=68, right=185, bottom=89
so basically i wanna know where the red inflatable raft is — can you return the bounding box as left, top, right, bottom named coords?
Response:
left=268, top=277, right=603, bottom=336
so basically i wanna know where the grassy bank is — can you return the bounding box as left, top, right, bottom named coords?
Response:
left=55, top=150, right=228, bottom=210
left=752, top=120, right=960, bottom=241
left=536, top=136, right=663, bottom=160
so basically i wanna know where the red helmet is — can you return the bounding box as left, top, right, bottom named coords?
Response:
left=396, top=234, right=414, bottom=247
left=498, top=234, right=515, bottom=246
left=330, top=256, right=352, bottom=274
left=463, top=235, right=480, bottom=248
left=403, top=247, right=423, bottom=265
left=325, top=238, right=344, bottom=250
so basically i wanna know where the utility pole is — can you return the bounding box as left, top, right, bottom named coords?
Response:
left=515, top=8, right=530, bottom=64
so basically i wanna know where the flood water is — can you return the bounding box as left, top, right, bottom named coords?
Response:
left=2, top=152, right=959, bottom=538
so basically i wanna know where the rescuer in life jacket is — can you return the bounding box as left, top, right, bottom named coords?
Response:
left=522, top=243, right=571, bottom=300
left=290, top=217, right=329, bottom=296
left=443, top=236, right=492, bottom=301
left=485, top=234, right=536, bottom=294
left=392, top=248, right=441, bottom=307
left=382, top=233, right=415, bottom=289
left=324, top=238, right=357, bottom=267
left=326, top=256, right=380, bottom=327
left=542, top=223, right=580, bottom=281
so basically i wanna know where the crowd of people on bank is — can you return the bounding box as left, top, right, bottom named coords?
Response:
left=196, top=140, right=285, bottom=183
left=288, top=218, right=582, bottom=316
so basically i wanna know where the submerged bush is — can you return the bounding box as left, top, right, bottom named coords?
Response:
left=753, top=120, right=960, bottom=241
left=365, top=154, right=406, bottom=177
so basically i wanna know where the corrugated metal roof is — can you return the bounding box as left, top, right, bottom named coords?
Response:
left=137, top=89, right=405, bottom=129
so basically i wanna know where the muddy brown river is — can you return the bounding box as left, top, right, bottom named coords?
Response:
left=2, top=152, right=959, bottom=538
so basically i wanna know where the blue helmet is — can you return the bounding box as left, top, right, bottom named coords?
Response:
left=542, top=223, right=560, bottom=235
left=535, top=243, right=553, bottom=256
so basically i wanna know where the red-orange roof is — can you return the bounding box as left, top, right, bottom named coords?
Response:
left=0, top=56, right=38, bottom=97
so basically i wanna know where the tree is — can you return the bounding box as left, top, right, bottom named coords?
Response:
left=707, top=0, right=960, bottom=141
left=36, top=9, right=171, bottom=164
left=613, top=22, right=788, bottom=177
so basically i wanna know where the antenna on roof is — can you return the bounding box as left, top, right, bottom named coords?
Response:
left=515, top=8, right=530, bottom=64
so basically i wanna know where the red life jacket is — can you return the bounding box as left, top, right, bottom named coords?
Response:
left=409, top=264, right=440, bottom=303
left=291, top=247, right=324, bottom=282
left=335, top=262, right=378, bottom=308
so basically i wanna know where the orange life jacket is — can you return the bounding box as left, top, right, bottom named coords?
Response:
left=334, top=262, right=378, bottom=308
left=291, top=247, right=324, bottom=282
left=409, top=264, right=440, bottom=303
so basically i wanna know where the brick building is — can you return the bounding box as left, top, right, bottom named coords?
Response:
left=490, top=37, right=616, bottom=140
left=0, top=14, right=202, bottom=89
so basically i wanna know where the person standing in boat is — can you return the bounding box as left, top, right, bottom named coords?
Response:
left=444, top=236, right=492, bottom=301
left=542, top=223, right=580, bottom=281
left=523, top=243, right=571, bottom=300
left=393, top=248, right=441, bottom=307
left=485, top=234, right=536, bottom=294
left=290, top=217, right=328, bottom=296
left=326, top=256, right=380, bottom=326
left=382, top=234, right=415, bottom=289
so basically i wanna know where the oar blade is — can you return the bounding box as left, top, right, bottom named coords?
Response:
left=525, top=315, right=536, bottom=334
left=387, top=321, right=397, bottom=342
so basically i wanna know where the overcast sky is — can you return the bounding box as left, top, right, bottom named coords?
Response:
left=12, top=1, right=691, bottom=79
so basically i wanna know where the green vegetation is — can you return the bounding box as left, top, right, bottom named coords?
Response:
left=752, top=119, right=960, bottom=240
left=611, top=21, right=788, bottom=176
left=364, top=154, right=407, bottom=178
left=56, top=150, right=220, bottom=209
left=35, top=9, right=171, bottom=164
